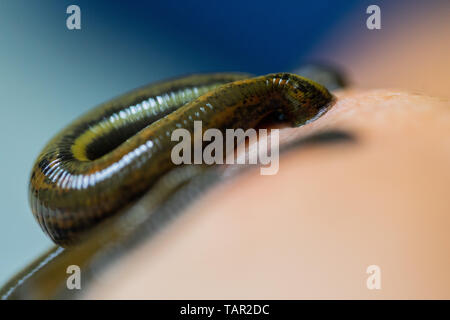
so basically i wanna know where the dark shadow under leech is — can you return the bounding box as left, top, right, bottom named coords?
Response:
left=280, top=129, right=356, bottom=155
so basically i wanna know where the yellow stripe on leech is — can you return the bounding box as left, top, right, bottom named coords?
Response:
left=71, top=118, right=122, bottom=161
left=71, top=129, right=99, bottom=161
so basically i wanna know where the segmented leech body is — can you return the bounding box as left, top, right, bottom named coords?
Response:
left=29, top=73, right=332, bottom=246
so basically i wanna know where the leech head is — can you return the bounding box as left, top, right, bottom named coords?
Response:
left=269, top=73, right=334, bottom=127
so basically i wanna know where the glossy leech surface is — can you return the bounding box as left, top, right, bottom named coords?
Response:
left=29, top=72, right=333, bottom=246
left=1, top=71, right=335, bottom=299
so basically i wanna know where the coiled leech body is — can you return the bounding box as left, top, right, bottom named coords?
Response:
left=29, top=72, right=333, bottom=246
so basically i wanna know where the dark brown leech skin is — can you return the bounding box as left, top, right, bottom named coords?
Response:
left=29, top=73, right=332, bottom=246
left=29, top=73, right=251, bottom=245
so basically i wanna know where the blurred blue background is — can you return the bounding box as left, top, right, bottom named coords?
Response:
left=1, top=0, right=445, bottom=285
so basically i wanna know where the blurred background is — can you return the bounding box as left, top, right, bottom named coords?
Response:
left=0, top=0, right=448, bottom=285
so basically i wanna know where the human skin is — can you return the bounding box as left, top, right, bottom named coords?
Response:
left=82, top=89, right=450, bottom=299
